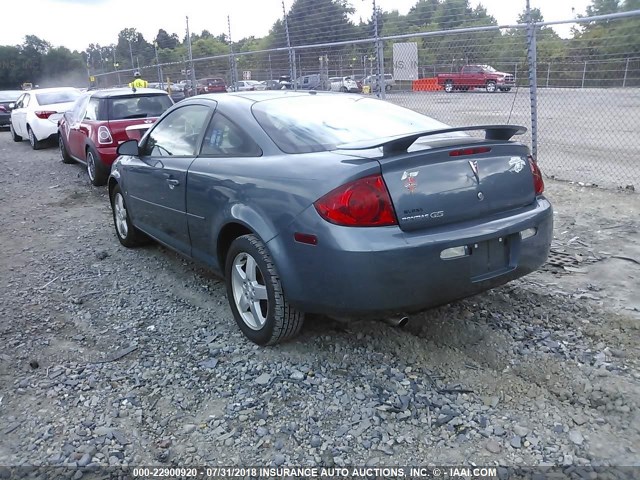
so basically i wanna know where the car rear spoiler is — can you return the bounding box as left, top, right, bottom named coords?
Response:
left=338, top=124, right=527, bottom=156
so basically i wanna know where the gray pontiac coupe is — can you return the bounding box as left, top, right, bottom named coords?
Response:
left=108, top=91, right=552, bottom=345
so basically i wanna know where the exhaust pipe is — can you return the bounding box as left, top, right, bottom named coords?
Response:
left=382, top=315, right=410, bottom=328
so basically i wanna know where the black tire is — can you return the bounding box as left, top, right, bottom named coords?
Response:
left=225, top=234, right=304, bottom=346
left=486, top=81, right=497, bottom=93
left=502, top=87, right=512, bottom=92
left=86, top=146, right=109, bottom=186
left=385, top=84, right=392, bottom=92
left=10, top=123, right=22, bottom=142
left=27, top=126, right=43, bottom=150
left=59, top=133, right=74, bottom=164
left=110, top=183, right=148, bottom=248
left=444, top=80, right=454, bottom=93
left=339, top=86, right=347, bottom=93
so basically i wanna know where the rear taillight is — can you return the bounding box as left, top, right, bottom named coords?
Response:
left=449, top=146, right=491, bottom=156
left=314, top=174, right=397, bottom=227
left=528, top=155, right=544, bottom=195
left=97, top=125, right=114, bottom=145
left=35, top=110, right=56, bottom=119
left=0, top=106, right=6, bottom=112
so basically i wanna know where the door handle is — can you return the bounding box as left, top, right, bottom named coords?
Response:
left=166, top=178, right=180, bottom=189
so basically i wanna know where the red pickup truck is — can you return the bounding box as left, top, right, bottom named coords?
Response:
left=437, top=65, right=515, bottom=93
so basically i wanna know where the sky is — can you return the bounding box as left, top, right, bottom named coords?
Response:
left=0, top=0, right=592, bottom=52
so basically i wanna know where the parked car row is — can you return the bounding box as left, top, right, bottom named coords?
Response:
left=2, top=88, right=551, bottom=346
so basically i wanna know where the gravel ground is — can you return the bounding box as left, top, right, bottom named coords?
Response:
left=0, top=132, right=638, bottom=476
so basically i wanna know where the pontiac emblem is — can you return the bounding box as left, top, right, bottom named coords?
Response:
left=468, top=160, right=480, bottom=183
left=509, top=156, right=526, bottom=173
left=401, top=170, right=419, bottom=193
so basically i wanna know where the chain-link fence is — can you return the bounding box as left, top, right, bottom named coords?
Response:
left=92, top=8, right=640, bottom=189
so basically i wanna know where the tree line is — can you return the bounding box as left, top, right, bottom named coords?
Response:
left=0, top=0, right=638, bottom=89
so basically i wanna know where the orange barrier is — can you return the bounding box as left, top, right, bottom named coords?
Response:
left=412, top=78, right=443, bottom=91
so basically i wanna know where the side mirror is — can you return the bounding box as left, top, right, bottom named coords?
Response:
left=8, top=103, right=15, bottom=110
left=117, top=139, right=140, bottom=156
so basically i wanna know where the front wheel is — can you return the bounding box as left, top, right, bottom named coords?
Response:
left=59, top=134, right=73, bottom=164
left=444, top=80, right=454, bottom=93
left=486, top=81, right=497, bottom=93
left=110, top=184, right=148, bottom=247
left=225, top=234, right=304, bottom=345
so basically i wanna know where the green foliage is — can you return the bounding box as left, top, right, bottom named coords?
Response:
left=0, top=37, right=87, bottom=88
left=0, top=0, right=636, bottom=87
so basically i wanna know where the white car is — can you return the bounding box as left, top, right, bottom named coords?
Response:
left=230, top=80, right=267, bottom=92
left=10, top=87, right=81, bottom=149
left=363, top=74, right=395, bottom=92
left=329, top=76, right=360, bottom=93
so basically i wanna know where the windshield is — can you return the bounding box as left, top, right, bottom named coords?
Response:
left=36, top=89, right=81, bottom=105
left=482, top=65, right=497, bottom=72
left=252, top=96, right=456, bottom=154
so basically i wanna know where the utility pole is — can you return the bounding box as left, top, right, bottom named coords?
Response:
left=373, top=0, right=385, bottom=99
left=113, top=48, right=121, bottom=86
left=154, top=41, right=163, bottom=85
left=228, top=16, right=238, bottom=90
left=526, top=0, right=538, bottom=160
left=283, top=1, right=296, bottom=89
left=186, top=16, right=197, bottom=96
left=128, top=39, right=135, bottom=70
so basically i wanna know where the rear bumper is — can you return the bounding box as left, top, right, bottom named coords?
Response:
left=95, top=146, right=118, bottom=166
left=0, top=113, right=10, bottom=127
left=269, top=197, right=553, bottom=316
left=30, top=118, right=59, bottom=141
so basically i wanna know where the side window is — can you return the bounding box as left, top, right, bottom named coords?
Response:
left=14, top=94, right=25, bottom=108
left=142, top=105, right=210, bottom=157
left=201, top=113, right=262, bottom=157
left=84, top=98, right=100, bottom=121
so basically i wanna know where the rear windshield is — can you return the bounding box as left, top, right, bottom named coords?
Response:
left=252, top=96, right=455, bottom=154
left=36, top=90, right=81, bottom=105
left=108, top=94, right=173, bottom=120
left=0, top=91, right=22, bottom=102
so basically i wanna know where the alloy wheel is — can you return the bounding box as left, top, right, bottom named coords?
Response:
left=230, top=252, right=269, bottom=330
left=87, top=151, right=96, bottom=182
left=113, top=193, right=129, bottom=239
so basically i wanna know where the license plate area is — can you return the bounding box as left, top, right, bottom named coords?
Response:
left=469, top=236, right=513, bottom=282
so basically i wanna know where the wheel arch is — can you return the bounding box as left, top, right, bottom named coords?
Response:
left=217, top=222, right=254, bottom=272
left=108, top=176, right=119, bottom=201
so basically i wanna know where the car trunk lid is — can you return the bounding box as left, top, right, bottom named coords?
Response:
left=109, top=118, right=157, bottom=144
left=339, top=125, right=535, bottom=232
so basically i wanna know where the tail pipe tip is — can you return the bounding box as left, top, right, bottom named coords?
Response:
left=382, top=315, right=410, bottom=328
